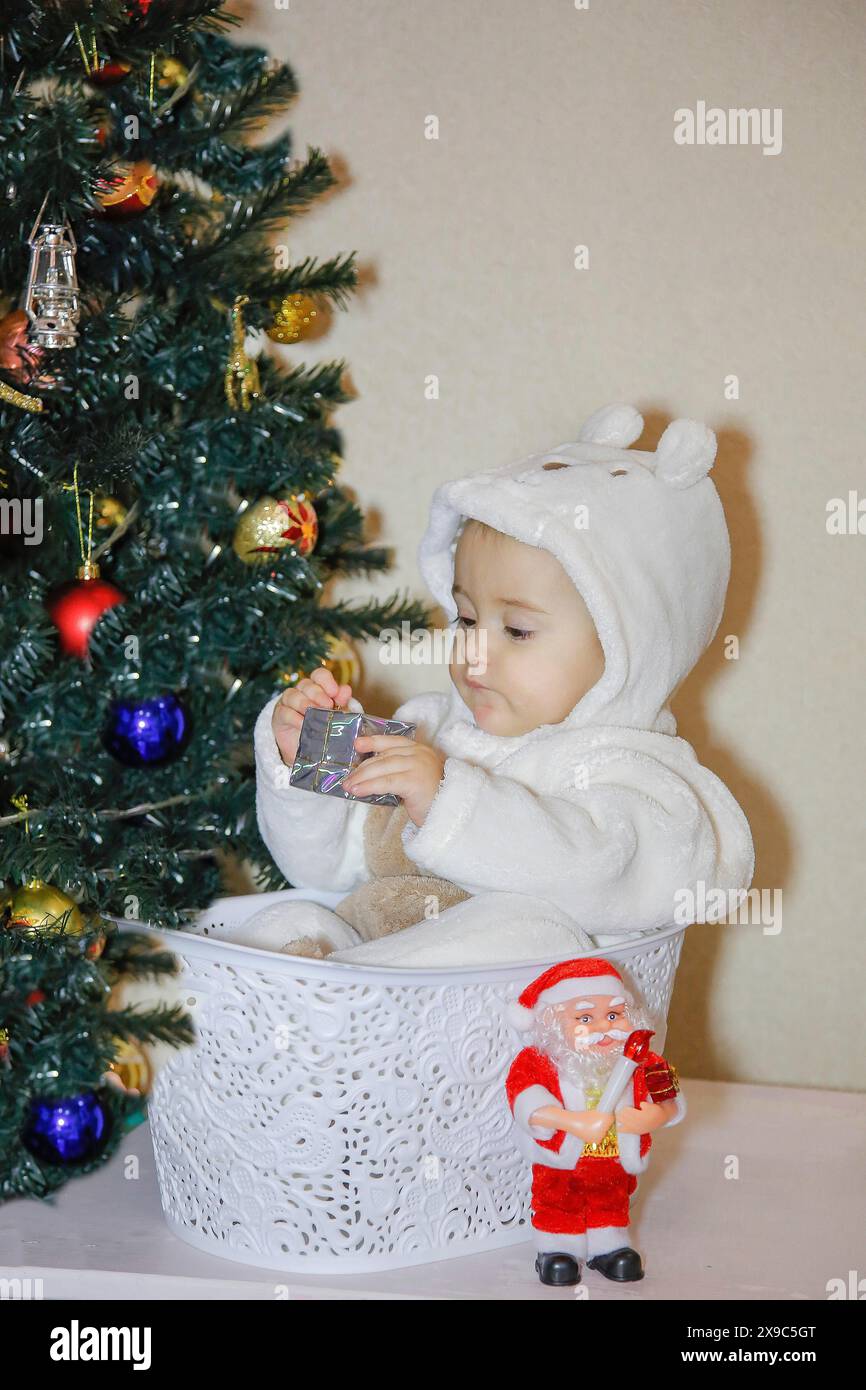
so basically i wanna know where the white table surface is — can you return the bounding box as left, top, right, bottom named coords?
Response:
left=2, top=1077, right=863, bottom=1301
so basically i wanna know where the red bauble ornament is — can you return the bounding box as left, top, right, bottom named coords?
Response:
left=86, top=61, right=132, bottom=89
left=47, top=563, right=126, bottom=660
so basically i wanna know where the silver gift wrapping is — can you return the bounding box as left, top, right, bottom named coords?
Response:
left=289, top=706, right=416, bottom=806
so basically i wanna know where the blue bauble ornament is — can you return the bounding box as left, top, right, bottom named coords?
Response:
left=102, top=691, right=191, bottom=766
left=22, top=1091, right=111, bottom=1166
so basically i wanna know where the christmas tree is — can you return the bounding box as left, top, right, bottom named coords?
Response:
left=0, top=0, right=429, bottom=1199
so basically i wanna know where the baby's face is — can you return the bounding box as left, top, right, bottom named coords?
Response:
left=448, top=521, right=605, bottom=736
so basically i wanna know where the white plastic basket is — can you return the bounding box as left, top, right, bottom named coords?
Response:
left=116, top=889, right=687, bottom=1274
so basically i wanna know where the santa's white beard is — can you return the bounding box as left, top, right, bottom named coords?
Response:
left=531, top=1004, right=655, bottom=1090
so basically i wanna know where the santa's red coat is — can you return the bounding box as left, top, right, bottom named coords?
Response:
left=505, top=1045, right=684, bottom=1234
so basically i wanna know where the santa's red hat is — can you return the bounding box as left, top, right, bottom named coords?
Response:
left=506, top=957, right=631, bottom=1032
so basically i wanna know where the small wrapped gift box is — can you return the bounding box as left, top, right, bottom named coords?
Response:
left=289, top=706, right=416, bottom=806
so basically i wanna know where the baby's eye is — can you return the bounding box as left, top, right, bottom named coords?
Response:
left=454, top=615, right=475, bottom=628
left=505, top=626, right=533, bottom=641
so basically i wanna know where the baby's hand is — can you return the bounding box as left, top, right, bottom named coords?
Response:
left=344, top=735, right=446, bottom=826
left=271, top=667, right=353, bottom=767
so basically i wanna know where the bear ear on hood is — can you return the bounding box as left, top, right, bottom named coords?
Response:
left=578, top=403, right=644, bottom=448
left=653, top=419, right=718, bottom=489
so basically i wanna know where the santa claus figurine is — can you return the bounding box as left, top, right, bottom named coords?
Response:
left=505, top=957, right=685, bottom=1286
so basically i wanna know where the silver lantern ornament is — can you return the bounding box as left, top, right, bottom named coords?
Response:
left=22, top=200, right=80, bottom=349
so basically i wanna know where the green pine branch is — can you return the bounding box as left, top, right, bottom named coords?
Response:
left=0, top=0, right=439, bottom=1201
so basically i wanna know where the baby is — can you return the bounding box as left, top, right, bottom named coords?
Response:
left=249, top=403, right=754, bottom=967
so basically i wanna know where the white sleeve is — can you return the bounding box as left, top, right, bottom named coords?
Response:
left=399, top=756, right=641, bottom=924
left=399, top=750, right=749, bottom=933
left=662, top=1089, right=687, bottom=1127
left=254, top=692, right=372, bottom=893
left=512, top=1084, right=562, bottom=1141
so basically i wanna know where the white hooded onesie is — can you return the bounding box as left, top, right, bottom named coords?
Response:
left=252, top=403, right=755, bottom=967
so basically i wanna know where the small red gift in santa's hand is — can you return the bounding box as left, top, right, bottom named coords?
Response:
left=505, top=957, right=685, bottom=1288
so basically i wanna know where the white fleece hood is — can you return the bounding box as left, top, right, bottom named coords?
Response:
left=418, top=403, right=730, bottom=746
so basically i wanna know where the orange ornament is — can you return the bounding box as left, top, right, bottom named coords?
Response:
left=0, top=308, right=55, bottom=389
left=96, top=161, right=159, bottom=218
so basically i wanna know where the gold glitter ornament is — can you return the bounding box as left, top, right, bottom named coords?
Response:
left=321, top=635, right=361, bottom=689
left=94, top=494, right=128, bottom=530
left=106, top=1038, right=153, bottom=1096
left=3, top=879, right=85, bottom=938
left=232, top=493, right=318, bottom=565
left=266, top=293, right=318, bottom=345
left=158, top=56, right=189, bottom=90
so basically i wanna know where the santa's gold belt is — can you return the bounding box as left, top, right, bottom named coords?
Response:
left=581, top=1129, right=619, bottom=1158
left=582, top=1085, right=619, bottom=1157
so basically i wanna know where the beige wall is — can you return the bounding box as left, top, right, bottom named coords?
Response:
left=239, top=0, right=866, bottom=1090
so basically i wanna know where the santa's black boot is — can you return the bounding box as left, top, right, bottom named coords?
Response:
left=586, top=1246, right=644, bottom=1281
left=535, top=1252, right=581, bottom=1286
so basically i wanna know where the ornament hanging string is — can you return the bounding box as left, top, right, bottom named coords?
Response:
left=73, top=23, right=99, bottom=77
left=61, top=462, right=98, bottom=579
